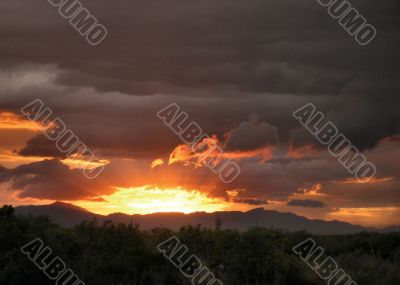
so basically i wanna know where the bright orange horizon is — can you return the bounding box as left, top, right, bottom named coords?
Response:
left=2, top=182, right=399, bottom=227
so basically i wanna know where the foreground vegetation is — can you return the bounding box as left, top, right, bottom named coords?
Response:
left=1, top=205, right=399, bottom=285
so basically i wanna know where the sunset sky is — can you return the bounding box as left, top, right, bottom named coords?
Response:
left=0, top=0, right=399, bottom=227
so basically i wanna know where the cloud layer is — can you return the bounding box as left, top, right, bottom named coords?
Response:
left=0, top=0, right=399, bottom=225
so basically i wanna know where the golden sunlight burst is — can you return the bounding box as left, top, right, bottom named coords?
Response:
left=75, top=186, right=231, bottom=215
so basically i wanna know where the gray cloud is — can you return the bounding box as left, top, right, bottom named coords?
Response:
left=224, top=118, right=278, bottom=152
left=18, top=134, right=66, bottom=158
left=0, top=159, right=110, bottom=200
left=0, top=0, right=398, bottom=155
left=233, top=198, right=269, bottom=206
left=287, top=199, right=326, bottom=208
left=0, top=0, right=398, bottom=96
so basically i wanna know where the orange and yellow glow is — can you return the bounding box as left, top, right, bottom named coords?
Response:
left=0, top=111, right=41, bottom=131
left=169, top=136, right=274, bottom=166
left=0, top=111, right=109, bottom=169
left=151, top=158, right=165, bottom=169
left=0, top=183, right=54, bottom=207
left=0, top=151, right=53, bottom=168
left=296, top=183, right=324, bottom=196
left=328, top=207, right=400, bottom=227
left=0, top=111, right=46, bottom=167
left=75, top=186, right=235, bottom=215
left=61, top=155, right=109, bottom=170
left=334, top=177, right=395, bottom=184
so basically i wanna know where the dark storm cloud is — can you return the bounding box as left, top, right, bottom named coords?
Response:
left=9, top=89, right=397, bottom=161
left=18, top=134, right=66, bottom=158
left=224, top=118, right=278, bottom=152
left=290, top=128, right=317, bottom=151
left=0, top=0, right=397, bottom=156
left=0, top=0, right=398, bottom=154
left=0, top=0, right=398, bottom=96
left=0, top=159, right=110, bottom=200
left=210, top=154, right=348, bottom=200
left=233, top=198, right=269, bottom=206
left=320, top=179, right=400, bottom=208
left=287, top=199, right=326, bottom=208
left=290, top=97, right=400, bottom=152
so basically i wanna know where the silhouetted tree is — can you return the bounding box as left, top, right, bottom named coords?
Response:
left=0, top=204, right=399, bottom=285
left=0, top=205, right=14, bottom=217
left=215, top=214, right=222, bottom=231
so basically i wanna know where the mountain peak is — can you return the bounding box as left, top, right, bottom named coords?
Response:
left=50, top=201, right=89, bottom=212
left=246, top=207, right=266, bottom=213
left=14, top=202, right=398, bottom=234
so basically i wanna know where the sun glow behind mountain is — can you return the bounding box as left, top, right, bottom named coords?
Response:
left=75, top=186, right=233, bottom=215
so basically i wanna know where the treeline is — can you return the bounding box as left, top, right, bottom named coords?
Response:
left=0, top=205, right=399, bottom=285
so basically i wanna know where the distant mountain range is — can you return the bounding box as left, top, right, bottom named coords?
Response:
left=14, top=202, right=399, bottom=235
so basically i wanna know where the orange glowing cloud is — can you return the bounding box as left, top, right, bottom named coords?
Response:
left=333, top=177, right=395, bottom=184
left=169, top=136, right=274, bottom=167
left=0, top=111, right=41, bottom=131
left=0, top=111, right=109, bottom=169
left=0, top=111, right=49, bottom=168
left=328, top=207, right=400, bottom=227
left=151, top=158, right=165, bottom=169
left=297, top=183, right=325, bottom=196
left=61, top=154, right=109, bottom=170
left=0, top=151, right=53, bottom=168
